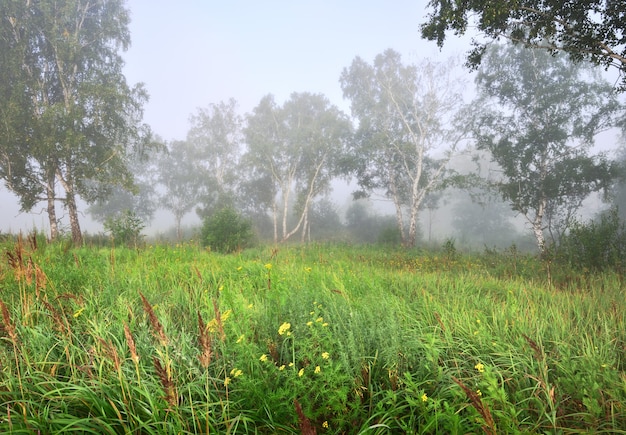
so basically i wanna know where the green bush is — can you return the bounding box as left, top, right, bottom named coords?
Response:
left=103, top=210, right=145, bottom=246
left=201, top=207, right=256, bottom=253
left=556, top=207, right=626, bottom=272
left=377, top=225, right=403, bottom=246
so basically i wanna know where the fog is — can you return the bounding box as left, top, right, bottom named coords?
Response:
left=1, top=1, right=623, bottom=249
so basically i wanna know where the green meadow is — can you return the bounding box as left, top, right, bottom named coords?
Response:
left=0, top=236, right=624, bottom=434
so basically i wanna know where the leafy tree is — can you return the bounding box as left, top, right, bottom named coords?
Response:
left=421, top=0, right=626, bottom=89
left=103, top=210, right=145, bottom=247
left=0, top=0, right=150, bottom=245
left=451, top=190, right=518, bottom=249
left=472, top=43, right=620, bottom=252
left=243, top=93, right=352, bottom=243
left=340, top=49, right=468, bottom=247
left=157, top=140, right=204, bottom=241
left=88, top=144, right=163, bottom=224
left=306, top=197, right=344, bottom=241
left=187, top=99, right=243, bottom=217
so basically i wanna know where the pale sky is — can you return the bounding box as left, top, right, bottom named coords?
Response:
left=1, top=0, right=473, bottom=235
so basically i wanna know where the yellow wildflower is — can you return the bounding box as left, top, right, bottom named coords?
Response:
left=316, top=317, right=324, bottom=323
left=322, top=421, right=329, bottom=428
left=279, top=365, right=286, bottom=371
left=237, top=266, right=243, bottom=271
left=236, top=334, right=245, bottom=343
left=224, top=377, right=231, bottom=386
left=475, top=363, right=485, bottom=373
left=421, top=393, right=428, bottom=402
left=476, top=389, right=482, bottom=396
left=298, top=368, right=305, bottom=377
left=260, top=354, right=268, bottom=362
left=322, top=352, right=330, bottom=360
left=264, top=263, right=272, bottom=270
left=306, top=321, right=313, bottom=327
left=73, top=307, right=85, bottom=318
left=314, top=365, right=321, bottom=374
left=230, top=368, right=243, bottom=377
left=278, top=322, right=291, bottom=336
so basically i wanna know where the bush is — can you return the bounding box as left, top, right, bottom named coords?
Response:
left=556, top=207, right=626, bottom=272
left=201, top=207, right=256, bottom=253
left=103, top=210, right=145, bottom=247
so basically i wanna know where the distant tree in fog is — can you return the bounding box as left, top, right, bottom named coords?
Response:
left=472, top=43, right=621, bottom=253
left=187, top=99, right=243, bottom=217
left=88, top=145, right=162, bottom=224
left=0, top=0, right=150, bottom=245
left=158, top=140, right=204, bottom=241
left=340, top=49, right=469, bottom=247
left=451, top=190, right=518, bottom=249
left=243, top=93, right=352, bottom=243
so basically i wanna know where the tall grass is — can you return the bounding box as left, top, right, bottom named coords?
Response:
left=0, top=236, right=624, bottom=433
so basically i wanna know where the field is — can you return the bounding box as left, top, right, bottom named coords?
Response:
left=0, top=235, right=625, bottom=434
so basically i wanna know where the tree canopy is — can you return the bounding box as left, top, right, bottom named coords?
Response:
left=0, top=0, right=150, bottom=244
left=421, top=0, right=626, bottom=88
left=472, top=43, right=621, bottom=252
left=340, top=49, right=468, bottom=247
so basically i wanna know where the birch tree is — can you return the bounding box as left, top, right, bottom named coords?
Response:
left=340, top=49, right=468, bottom=247
left=472, top=43, right=620, bottom=253
left=0, top=0, right=149, bottom=245
left=243, top=93, right=351, bottom=243
left=187, top=99, right=243, bottom=217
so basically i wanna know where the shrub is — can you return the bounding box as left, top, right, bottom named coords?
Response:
left=201, top=207, right=256, bottom=253
left=556, top=207, right=626, bottom=272
left=104, top=210, right=145, bottom=246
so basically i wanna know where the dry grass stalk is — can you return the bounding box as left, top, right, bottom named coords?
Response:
left=212, top=298, right=225, bottom=341
left=197, top=311, right=213, bottom=368
left=124, top=323, right=139, bottom=365
left=139, top=292, right=168, bottom=346
left=34, top=265, right=47, bottom=298
left=27, top=231, right=37, bottom=251
left=522, top=334, right=544, bottom=361
left=97, top=337, right=121, bottom=371
left=42, top=300, right=70, bottom=336
left=433, top=311, right=446, bottom=332
left=0, top=300, right=19, bottom=345
left=452, top=376, right=496, bottom=435
left=294, top=399, right=317, bottom=435
left=153, top=356, right=177, bottom=407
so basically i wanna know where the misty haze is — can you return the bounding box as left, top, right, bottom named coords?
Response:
left=1, top=1, right=626, bottom=433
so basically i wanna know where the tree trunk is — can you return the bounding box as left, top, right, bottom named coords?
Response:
left=66, top=190, right=83, bottom=246
left=272, top=201, right=278, bottom=244
left=532, top=196, right=547, bottom=254
left=46, top=171, right=58, bottom=241
left=175, top=213, right=182, bottom=241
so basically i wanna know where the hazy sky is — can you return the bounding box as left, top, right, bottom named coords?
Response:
left=1, top=0, right=473, bottom=235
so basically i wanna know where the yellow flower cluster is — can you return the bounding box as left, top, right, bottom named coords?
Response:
left=475, top=362, right=485, bottom=373
left=278, top=322, right=292, bottom=336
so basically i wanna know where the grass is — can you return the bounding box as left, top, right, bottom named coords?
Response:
left=0, top=234, right=624, bottom=433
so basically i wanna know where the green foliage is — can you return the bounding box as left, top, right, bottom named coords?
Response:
left=103, top=210, right=145, bottom=246
left=420, top=0, right=626, bottom=89
left=556, top=208, right=626, bottom=273
left=340, top=49, right=467, bottom=247
left=377, top=225, right=403, bottom=246
left=201, top=207, right=256, bottom=253
left=0, top=0, right=151, bottom=245
left=472, top=43, right=619, bottom=252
